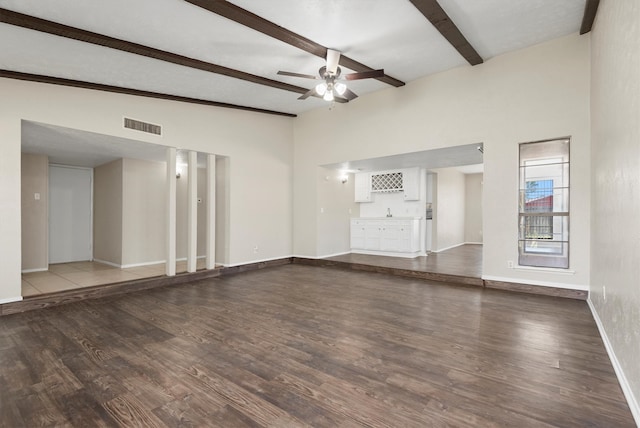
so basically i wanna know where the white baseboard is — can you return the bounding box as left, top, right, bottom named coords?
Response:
left=0, top=296, right=23, bottom=305
left=587, top=298, right=640, bottom=426
left=464, top=241, right=483, bottom=245
left=432, top=242, right=465, bottom=253
left=351, top=249, right=421, bottom=259
left=482, top=275, right=588, bottom=291
left=292, top=251, right=351, bottom=260
left=221, top=255, right=292, bottom=268
left=21, top=267, right=48, bottom=274
left=121, top=260, right=166, bottom=269
left=93, top=258, right=122, bottom=268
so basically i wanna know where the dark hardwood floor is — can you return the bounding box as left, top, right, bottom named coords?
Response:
left=326, top=244, right=483, bottom=278
left=0, top=264, right=634, bottom=427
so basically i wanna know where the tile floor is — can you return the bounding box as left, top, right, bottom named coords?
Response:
left=22, top=259, right=207, bottom=297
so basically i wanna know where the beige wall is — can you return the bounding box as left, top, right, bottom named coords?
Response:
left=316, top=168, right=359, bottom=256
left=93, top=159, right=123, bottom=265
left=215, top=156, right=230, bottom=265
left=293, top=33, right=591, bottom=291
left=176, top=166, right=207, bottom=260
left=0, top=77, right=293, bottom=300
left=21, top=153, right=48, bottom=271
left=122, top=158, right=166, bottom=266
left=464, top=173, right=483, bottom=243
left=590, top=0, right=640, bottom=419
left=432, top=168, right=466, bottom=251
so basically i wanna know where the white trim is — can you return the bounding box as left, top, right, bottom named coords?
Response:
left=482, top=275, right=588, bottom=291
left=93, top=258, right=122, bottom=268
left=464, top=241, right=483, bottom=245
left=121, top=260, right=166, bottom=269
left=314, top=251, right=352, bottom=259
left=511, top=265, right=576, bottom=275
left=432, top=242, right=465, bottom=253
left=587, top=298, right=640, bottom=426
left=176, top=256, right=206, bottom=262
left=291, top=252, right=350, bottom=260
left=21, top=267, right=48, bottom=273
left=351, top=249, right=421, bottom=259
left=0, top=296, right=23, bottom=305
left=221, top=255, right=292, bottom=268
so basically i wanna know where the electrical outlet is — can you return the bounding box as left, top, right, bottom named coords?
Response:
left=253, top=245, right=259, bottom=253
left=603, top=285, right=606, bottom=301
left=507, top=260, right=514, bottom=269
left=320, top=207, right=325, bottom=214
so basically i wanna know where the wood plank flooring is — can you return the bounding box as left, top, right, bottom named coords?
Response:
left=326, top=244, right=483, bottom=278
left=0, top=264, right=634, bottom=427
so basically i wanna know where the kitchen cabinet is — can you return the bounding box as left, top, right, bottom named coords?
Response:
left=350, top=218, right=420, bottom=256
left=354, top=173, right=372, bottom=202
left=402, top=168, right=420, bottom=201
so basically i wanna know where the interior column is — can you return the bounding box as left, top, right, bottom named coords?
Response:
left=165, top=147, right=176, bottom=276
left=205, top=154, right=216, bottom=269
left=187, top=151, right=198, bottom=273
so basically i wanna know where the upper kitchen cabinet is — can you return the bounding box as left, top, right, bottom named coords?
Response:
left=354, top=173, right=372, bottom=202
left=402, top=168, right=420, bottom=201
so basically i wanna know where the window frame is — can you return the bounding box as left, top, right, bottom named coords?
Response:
left=518, top=138, right=570, bottom=269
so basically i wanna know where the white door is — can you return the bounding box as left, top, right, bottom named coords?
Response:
left=49, top=165, right=92, bottom=264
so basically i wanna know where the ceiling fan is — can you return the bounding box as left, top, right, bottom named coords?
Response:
left=278, top=49, right=384, bottom=103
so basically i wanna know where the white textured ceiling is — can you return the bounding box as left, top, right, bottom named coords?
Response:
left=21, top=121, right=169, bottom=168
left=0, top=0, right=587, bottom=116
left=7, top=1, right=587, bottom=170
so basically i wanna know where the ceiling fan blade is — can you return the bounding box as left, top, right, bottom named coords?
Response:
left=333, top=96, right=349, bottom=103
left=341, top=87, right=358, bottom=101
left=298, top=88, right=316, bottom=100
left=278, top=71, right=319, bottom=80
left=326, top=49, right=341, bottom=75
left=343, top=69, right=385, bottom=81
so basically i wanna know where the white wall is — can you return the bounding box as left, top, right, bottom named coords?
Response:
left=432, top=168, right=465, bottom=251
left=21, top=153, right=48, bottom=271
left=0, top=77, right=294, bottom=300
left=316, top=168, right=359, bottom=257
left=465, top=173, right=483, bottom=243
left=590, top=0, right=640, bottom=420
left=94, top=159, right=123, bottom=266
left=293, top=33, right=591, bottom=290
left=122, top=158, right=166, bottom=266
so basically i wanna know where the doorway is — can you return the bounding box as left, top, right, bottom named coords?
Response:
left=48, top=165, right=93, bottom=264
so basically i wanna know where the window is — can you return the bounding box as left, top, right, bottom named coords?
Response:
left=518, top=138, right=569, bottom=268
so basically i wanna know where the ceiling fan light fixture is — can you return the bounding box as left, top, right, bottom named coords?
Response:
left=315, top=82, right=327, bottom=96
left=323, top=90, right=334, bottom=102
left=334, top=82, right=347, bottom=95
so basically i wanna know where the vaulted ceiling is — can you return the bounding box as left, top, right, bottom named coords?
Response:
left=1, top=0, right=598, bottom=117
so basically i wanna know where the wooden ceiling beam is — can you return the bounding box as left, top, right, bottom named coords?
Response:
left=580, top=0, right=600, bottom=34
left=184, top=0, right=405, bottom=88
left=0, top=8, right=309, bottom=96
left=0, top=69, right=296, bottom=117
left=408, top=0, right=483, bottom=66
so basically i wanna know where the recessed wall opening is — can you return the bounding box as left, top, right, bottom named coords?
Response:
left=319, top=143, right=484, bottom=280
left=20, top=120, right=228, bottom=297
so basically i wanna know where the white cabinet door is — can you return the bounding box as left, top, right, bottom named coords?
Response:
left=380, top=223, right=401, bottom=251
left=402, top=168, right=420, bottom=201
left=350, top=219, right=366, bottom=249
left=364, top=221, right=383, bottom=249
left=49, top=165, right=92, bottom=263
left=354, top=173, right=372, bottom=202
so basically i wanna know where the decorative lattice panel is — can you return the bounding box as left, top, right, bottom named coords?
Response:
left=371, top=172, right=403, bottom=192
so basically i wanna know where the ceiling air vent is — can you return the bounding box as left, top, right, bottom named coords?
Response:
left=123, top=117, right=162, bottom=135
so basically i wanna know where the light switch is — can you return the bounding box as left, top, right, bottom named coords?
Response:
left=34, top=193, right=40, bottom=200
